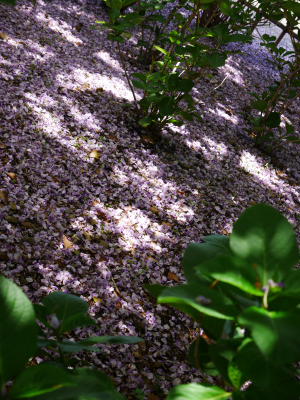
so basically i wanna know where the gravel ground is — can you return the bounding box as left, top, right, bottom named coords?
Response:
left=0, top=0, right=299, bottom=398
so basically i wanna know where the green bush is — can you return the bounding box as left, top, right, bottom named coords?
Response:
left=0, top=280, right=142, bottom=399
left=148, top=203, right=300, bottom=399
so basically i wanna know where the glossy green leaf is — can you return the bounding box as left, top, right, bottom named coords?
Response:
left=33, top=368, right=124, bottom=400
left=0, top=276, right=37, bottom=383
left=41, top=292, right=94, bottom=333
left=196, top=255, right=263, bottom=296
left=183, top=235, right=230, bottom=283
left=230, top=204, right=299, bottom=286
left=10, top=364, right=74, bottom=398
left=238, top=307, right=300, bottom=364
left=157, top=283, right=237, bottom=320
left=153, top=45, right=169, bottom=56
left=167, top=383, right=231, bottom=400
left=209, top=338, right=242, bottom=382
left=42, top=292, right=88, bottom=319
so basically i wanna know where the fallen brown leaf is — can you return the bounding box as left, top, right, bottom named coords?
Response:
left=7, top=172, right=17, bottom=180
left=0, top=189, right=8, bottom=203
left=89, top=150, right=101, bottom=159
left=63, top=235, right=74, bottom=249
left=167, top=272, right=181, bottom=282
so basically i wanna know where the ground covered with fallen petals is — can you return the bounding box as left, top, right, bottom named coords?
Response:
left=0, top=0, right=299, bottom=397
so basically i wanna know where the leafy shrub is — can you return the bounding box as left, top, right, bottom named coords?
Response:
left=97, top=0, right=251, bottom=133
left=0, top=278, right=142, bottom=399
left=148, top=203, right=300, bottom=399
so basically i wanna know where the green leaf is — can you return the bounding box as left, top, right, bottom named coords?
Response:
left=207, top=53, right=227, bottom=68
left=167, top=383, right=231, bottom=400
left=265, top=112, right=281, bottom=128
left=132, top=73, right=146, bottom=82
left=158, top=96, right=176, bottom=116
left=42, top=292, right=88, bottom=319
left=40, top=368, right=125, bottom=400
left=153, top=45, right=169, bottom=56
left=230, top=204, right=299, bottom=286
left=251, top=100, right=268, bottom=112
left=41, top=292, right=94, bottom=333
left=0, top=276, right=37, bottom=383
left=58, top=341, right=102, bottom=353
left=132, top=79, right=147, bottom=90
left=79, top=335, right=143, bottom=345
left=285, top=123, right=295, bottom=134
left=232, top=339, right=300, bottom=398
left=167, top=75, right=194, bottom=92
left=59, top=313, right=95, bottom=333
left=157, top=283, right=237, bottom=320
left=238, top=307, right=300, bottom=364
left=209, top=338, right=242, bottom=382
left=196, top=255, right=264, bottom=296
left=183, top=236, right=230, bottom=283
left=284, top=1, right=300, bottom=17
left=10, top=364, right=74, bottom=398
left=138, top=116, right=152, bottom=127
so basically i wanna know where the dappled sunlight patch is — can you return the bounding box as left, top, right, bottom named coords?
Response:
left=56, top=67, right=139, bottom=101
left=208, top=105, right=239, bottom=124
left=113, top=160, right=195, bottom=224
left=63, top=102, right=102, bottom=132
left=20, top=39, right=56, bottom=61
left=239, top=151, right=300, bottom=205
left=93, top=50, right=123, bottom=72
left=185, top=137, right=227, bottom=162
left=220, top=59, right=245, bottom=86
left=202, top=137, right=228, bottom=158
left=34, top=9, right=83, bottom=46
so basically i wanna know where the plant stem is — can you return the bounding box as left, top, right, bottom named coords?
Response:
left=116, top=41, right=139, bottom=110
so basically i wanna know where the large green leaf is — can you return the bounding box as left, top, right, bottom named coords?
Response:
left=0, top=276, right=37, bottom=383
left=167, top=383, right=231, bottom=400
left=238, top=307, right=300, bottom=364
left=209, top=338, right=242, bottom=383
left=59, top=313, right=95, bottom=333
left=42, top=292, right=88, bottom=319
left=229, top=338, right=269, bottom=389
left=10, top=364, right=74, bottom=398
left=183, top=235, right=230, bottom=283
left=36, top=368, right=125, bottom=400
left=42, top=292, right=94, bottom=333
left=230, top=204, right=299, bottom=286
left=196, top=255, right=263, bottom=296
left=157, top=283, right=237, bottom=320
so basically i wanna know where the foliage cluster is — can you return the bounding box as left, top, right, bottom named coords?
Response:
left=148, top=203, right=300, bottom=399
left=97, top=0, right=299, bottom=142
left=0, top=283, right=142, bottom=399
left=1, top=204, right=300, bottom=399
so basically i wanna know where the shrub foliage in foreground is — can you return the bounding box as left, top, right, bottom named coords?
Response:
left=148, top=203, right=300, bottom=399
left=0, top=282, right=142, bottom=399
left=0, top=204, right=299, bottom=399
